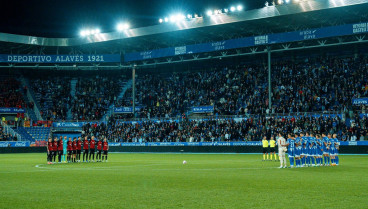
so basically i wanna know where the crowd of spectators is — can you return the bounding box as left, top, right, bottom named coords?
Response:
left=0, top=78, right=26, bottom=108
left=0, top=126, right=18, bottom=141
left=71, top=76, right=123, bottom=120
left=81, top=113, right=368, bottom=142
left=30, top=77, right=71, bottom=120
left=21, top=55, right=368, bottom=121
left=115, top=56, right=368, bottom=119
left=29, top=75, right=124, bottom=121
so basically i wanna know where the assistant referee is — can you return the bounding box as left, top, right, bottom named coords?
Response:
left=262, top=136, right=269, bottom=161
left=269, top=136, right=277, bottom=161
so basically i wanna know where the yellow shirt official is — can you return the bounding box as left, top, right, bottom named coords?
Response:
left=262, top=139, right=269, bottom=148
left=270, top=139, right=276, bottom=148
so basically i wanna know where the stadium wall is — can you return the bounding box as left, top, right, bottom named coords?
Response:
left=0, top=146, right=367, bottom=154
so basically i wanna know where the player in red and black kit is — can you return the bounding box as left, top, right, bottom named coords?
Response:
left=102, top=137, right=109, bottom=162
left=57, top=137, right=64, bottom=163
left=72, top=137, right=77, bottom=163
left=76, top=137, right=82, bottom=162
left=67, top=137, right=73, bottom=163
left=96, top=138, right=103, bottom=162
left=47, top=138, right=53, bottom=164
left=52, top=137, right=58, bottom=163
left=89, top=136, right=96, bottom=162
left=83, top=136, right=89, bottom=162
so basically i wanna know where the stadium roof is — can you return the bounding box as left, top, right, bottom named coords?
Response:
left=1, top=0, right=368, bottom=55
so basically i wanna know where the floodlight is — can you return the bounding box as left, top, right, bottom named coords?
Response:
left=117, top=23, right=129, bottom=31
left=224, top=8, right=229, bottom=13
left=285, top=0, right=290, bottom=3
left=230, top=6, right=236, bottom=12
left=164, top=17, right=169, bottom=22
left=159, top=18, right=163, bottom=23
left=80, top=30, right=86, bottom=37
left=170, top=15, right=176, bottom=22
left=278, top=0, right=283, bottom=4
left=95, top=29, right=101, bottom=34
left=206, top=10, right=213, bottom=16
left=237, top=5, right=243, bottom=11
left=187, top=14, right=192, bottom=19
left=214, top=10, right=219, bottom=15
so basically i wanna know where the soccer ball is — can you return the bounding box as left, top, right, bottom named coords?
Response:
left=283, top=147, right=287, bottom=152
left=183, top=160, right=187, bottom=164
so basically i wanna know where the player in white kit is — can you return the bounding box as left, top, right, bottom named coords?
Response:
left=277, top=133, right=287, bottom=168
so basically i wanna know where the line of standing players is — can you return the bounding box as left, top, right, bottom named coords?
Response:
left=46, top=136, right=109, bottom=164
left=285, top=132, right=340, bottom=168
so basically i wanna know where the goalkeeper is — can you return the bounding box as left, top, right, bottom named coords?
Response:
left=277, top=133, right=287, bottom=168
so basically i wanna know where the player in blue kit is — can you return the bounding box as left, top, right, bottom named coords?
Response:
left=285, top=134, right=295, bottom=168
left=308, top=133, right=316, bottom=166
left=316, top=134, right=323, bottom=166
left=294, top=134, right=302, bottom=168
left=322, top=133, right=330, bottom=166
left=332, top=134, right=339, bottom=166
left=300, top=133, right=308, bottom=167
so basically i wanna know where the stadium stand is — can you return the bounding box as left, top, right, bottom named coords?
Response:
left=0, top=77, right=26, bottom=109
left=82, top=111, right=368, bottom=142
left=114, top=56, right=368, bottom=119
left=15, top=127, right=51, bottom=142
left=71, top=76, right=123, bottom=120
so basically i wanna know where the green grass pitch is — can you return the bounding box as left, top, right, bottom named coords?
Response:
left=0, top=153, right=367, bottom=209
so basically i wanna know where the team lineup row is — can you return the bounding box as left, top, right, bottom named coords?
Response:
left=46, top=136, right=109, bottom=164
left=275, top=132, right=340, bottom=168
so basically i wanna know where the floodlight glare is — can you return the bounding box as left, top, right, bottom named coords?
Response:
left=117, top=23, right=129, bottom=31
left=206, top=10, right=213, bottom=16
left=177, top=14, right=185, bottom=21
left=95, top=29, right=101, bottom=34
left=85, top=30, right=91, bottom=36
left=285, top=0, right=290, bottom=3
left=214, top=10, right=219, bottom=15
left=278, top=0, right=283, bottom=4
left=164, top=17, right=169, bottom=22
left=237, top=5, right=243, bottom=11
left=159, top=18, right=163, bottom=23
left=169, top=15, right=176, bottom=22
left=187, top=14, right=192, bottom=19
left=80, top=30, right=86, bottom=37
left=194, top=14, right=199, bottom=18
left=224, top=8, right=229, bottom=13
left=230, top=6, right=236, bottom=12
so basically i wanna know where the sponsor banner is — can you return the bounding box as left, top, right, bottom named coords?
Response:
left=125, top=22, right=368, bottom=62
left=121, top=142, right=262, bottom=146
left=53, top=122, right=85, bottom=128
left=352, top=98, right=368, bottom=105
left=192, top=106, right=214, bottom=113
left=109, top=143, right=121, bottom=147
left=339, top=141, right=368, bottom=146
left=0, top=54, right=121, bottom=63
left=0, top=108, right=26, bottom=113
left=114, top=106, right=143, bottom=113
left=0, top=141, right=30, bottom=147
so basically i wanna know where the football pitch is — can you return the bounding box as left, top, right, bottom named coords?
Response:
left=0, top=153, right=367, bottom=209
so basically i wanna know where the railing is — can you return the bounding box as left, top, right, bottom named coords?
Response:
left=1, top=121, right=22, bottom=141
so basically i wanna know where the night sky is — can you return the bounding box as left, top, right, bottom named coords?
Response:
left=0, top=0, right=269, bottom=38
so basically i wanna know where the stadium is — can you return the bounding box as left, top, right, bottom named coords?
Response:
left=1, top=0, right=368, bottom=208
